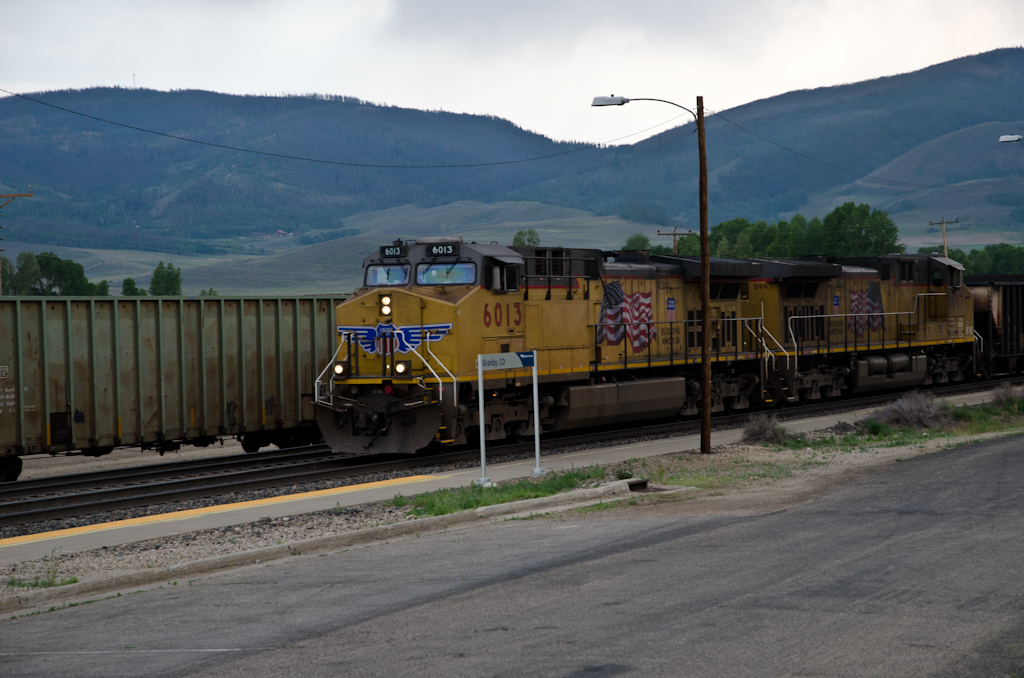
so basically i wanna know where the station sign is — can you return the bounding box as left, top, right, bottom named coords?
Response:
left=477, top=352, right=535, bottom=371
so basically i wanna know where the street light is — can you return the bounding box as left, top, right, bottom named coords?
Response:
left=592, top=94, right=713, bottom=455
left=999, top=135, right=1022, bottom=143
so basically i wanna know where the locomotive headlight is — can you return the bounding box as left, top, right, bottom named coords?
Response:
left=334, top=362, right=345, bottom=375
left=394, top=360, right=411, bottom=375
left=381, top=295, right=392, bottom=306
left=381, top=305, right=392, bottom=316
left=380, top=295, right=393, bottom=316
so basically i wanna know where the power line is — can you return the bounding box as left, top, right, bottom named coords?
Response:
left=0, top=88, right=685, bottom=169
left=710, top=111, right=950, bottom=189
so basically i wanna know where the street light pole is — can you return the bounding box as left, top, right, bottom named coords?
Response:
left=592, top=94, right=712, bottom=454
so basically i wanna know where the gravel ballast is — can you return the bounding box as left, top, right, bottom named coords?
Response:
left=0, top=422, right=753, bottom=540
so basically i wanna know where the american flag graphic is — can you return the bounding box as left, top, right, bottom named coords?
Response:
left=848, top=281, right=884, bottom=337
left=596, top=281, right=656, bottom=352
left=375, top=329, right=396, bottom=356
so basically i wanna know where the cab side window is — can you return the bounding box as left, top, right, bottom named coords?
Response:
left=485, top=263, right=520, bottom=292
left=899, top=262, right=915, bottom=283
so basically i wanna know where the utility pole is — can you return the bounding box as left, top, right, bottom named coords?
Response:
left=657, top=226, right=691, bottom=255
left=929, top=217, right=958, bottom=258
left=697, top=97, right=711, bottom=456
left=590, top=92, right=711, bottom=454
left=0, top=192, right=33, bottom=296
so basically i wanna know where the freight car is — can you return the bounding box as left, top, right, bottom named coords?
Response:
left=313, top=240, right=975, bottom=455
left=0, top=296, right=345, bottom=482
left=966, top=274, right=1024, bottom=376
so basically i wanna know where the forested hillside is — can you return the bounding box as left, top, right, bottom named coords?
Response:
left=0, top=47, right=1022, bottom=258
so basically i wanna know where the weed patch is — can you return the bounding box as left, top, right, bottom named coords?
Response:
left=394, top=466, right=607, bottom=517
left=6, top=575, right=79, bottom=589
left=873, top=392, right=946, bottom=429
left=743, top=414, right=787, bottom=444
left=663, top=458, right=795, bottom=489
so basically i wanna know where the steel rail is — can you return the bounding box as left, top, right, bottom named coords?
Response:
left=0, top=445, right=333, bottom=500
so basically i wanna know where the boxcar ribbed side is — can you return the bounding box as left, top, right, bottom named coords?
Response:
left=0, top=296, right=344, bottom=464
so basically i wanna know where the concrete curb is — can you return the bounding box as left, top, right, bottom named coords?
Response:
left=1, top=480, right=637, bottom=614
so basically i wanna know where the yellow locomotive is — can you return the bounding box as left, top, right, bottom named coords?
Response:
left=314, top=238, right=974, bottom=455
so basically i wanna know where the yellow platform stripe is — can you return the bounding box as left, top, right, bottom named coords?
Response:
left=0, top=474, right=443, bottom=549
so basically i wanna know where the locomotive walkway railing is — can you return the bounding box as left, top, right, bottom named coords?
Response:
left=590, top=316, right=769, bottom=368
left=785, top=293, right=949, bottom=371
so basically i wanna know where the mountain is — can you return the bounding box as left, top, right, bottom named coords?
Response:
left=0, top=47, right=1023, bottom=287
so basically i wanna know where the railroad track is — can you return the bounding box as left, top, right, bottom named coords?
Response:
left=0, top=379, right=1015, bottom=529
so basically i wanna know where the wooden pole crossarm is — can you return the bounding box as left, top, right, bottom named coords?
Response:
left=0, top=193, right=33, bottom=211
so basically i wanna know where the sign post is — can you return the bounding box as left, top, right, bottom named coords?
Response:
left=476, top=351, right=542, bottom=486
left=529, top=350, right=545, bottom=478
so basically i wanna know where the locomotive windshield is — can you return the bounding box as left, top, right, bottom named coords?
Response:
left=365, top=264, right=410, bottom=287
left=416, top=263, right=476, bottom=286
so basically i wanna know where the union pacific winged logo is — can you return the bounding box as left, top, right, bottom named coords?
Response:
left=337, top=323, right=453, bottom=355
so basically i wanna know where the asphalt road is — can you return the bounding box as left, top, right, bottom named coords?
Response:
left=3, top=435, right=1024, bottom=677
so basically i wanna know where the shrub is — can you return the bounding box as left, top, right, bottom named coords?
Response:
left=872, top=392, right=946, bottom=430
left=863, top=420, right=892, bottom=436
left=743, top=414, right=787, bottom=444
left=993, top=382, right=1023, bottom=412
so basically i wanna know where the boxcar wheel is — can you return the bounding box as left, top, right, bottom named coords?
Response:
left=240, top=436, right=262, bottom=453
left=0, top=456, right=23, bottom=483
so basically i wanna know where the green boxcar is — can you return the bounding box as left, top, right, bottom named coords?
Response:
left=0, top=296, right=345, bottom=481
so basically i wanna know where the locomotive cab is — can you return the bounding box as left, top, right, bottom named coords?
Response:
left=315, top=238, right=479, bottom=454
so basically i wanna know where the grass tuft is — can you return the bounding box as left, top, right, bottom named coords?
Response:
left=743, top=414, right=788, bottom=444
left=6, top=576, right=79, bottom=589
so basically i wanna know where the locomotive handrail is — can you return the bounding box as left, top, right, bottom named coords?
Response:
left=425, top=332, right=459, bottom=408
left=760, top=323, right=788, bottom=357
left=314, top=339, right=348, bottom=407
left=973, top=329, right=983, bottom=355
left=588, top=316, right=766, bottom=328
left=590, top=317, right=766, bottom=369
left=407, top=345, right=444, bottom=403
left=745, top=320, right=775, bottom=363
left=786, top=293, right=948, bottom=371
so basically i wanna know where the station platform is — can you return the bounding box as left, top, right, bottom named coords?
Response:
left=0, top=390, right=996, bottom=566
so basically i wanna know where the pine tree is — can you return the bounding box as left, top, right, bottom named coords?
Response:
left=149, top=262, right=182, bottom=296
left=121, top=278, right=147, bottom=296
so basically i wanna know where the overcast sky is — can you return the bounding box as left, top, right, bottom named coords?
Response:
left=2, top=0, right=1021, bottom=145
